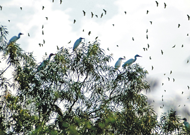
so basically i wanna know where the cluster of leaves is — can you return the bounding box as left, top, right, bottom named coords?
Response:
left=0, top=25, right=188, bottom=134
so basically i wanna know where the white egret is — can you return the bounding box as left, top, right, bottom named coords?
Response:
left=37, top=53, right=55, bottom=71
left=182, top=118, right=190, bottom=133
left=115, top=57, right=124, bottom=70
left=7, top=33, right=23, bottom=46
left=122, top=54, right=141, bottom=68
left=73, top=37, right=84, bottom=51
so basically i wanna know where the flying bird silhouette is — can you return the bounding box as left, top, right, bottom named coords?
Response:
left=172, top=45, right=176, bottom=48
left=132, top=37, right=134, bottom=41
left=187, top=14, right=190, bottom=20
left=173, top=78, right=175, bottom=82
left=112, top=24, right=114, bottom=26
left=147, top=44, right=149, bottom=48
left=146, top=29, right=148, bottom=33
left=155, top=1, right=159, bottom=7
left=161, top=50, right=163, bottom=55
left=182, top=44, right=184, bottom=47
left=42, top=6, right=44, bottom=10
left=82, top=10, right=85, bottom=16
left=60, top=0, right=62, bottom=4
left=42, top=25, right=44, bottom=29
left=103, top=9, right=107, bottom=14
left=20, top=7, right=22, bottom=10
left=0, top=5, right=2, bottom=10
left=100, top=13, right=103, bottom=18
left=178, top=24, right=180, bottom=28
left=28, top=33, right=30, bottom=37
left=8, top=20, right=10, bottom=22
left=39, top=43, right=42, bottom=47
left=164, top=3, right=167, bottom=8
left=74, top=19, right=76, bottom=23
left=88, top=31, right=91, bottom=36
left=43, top=39, right=45, bottom=44
left=68, top=41, right=71, bottom=44
left=91, top=12, right=94, bottom=18
left=150, top=21, right=152, bottom=24
left=146, top=35, right=148, bottom=39
left=46, top=17, right=48, bottom=20
left=146, top=10, right=149, bottom=14
left=42, top=30, right=44, bottom=35
left=149, top=56, right=151, bottom=60
left=124, top=11, right=127, bottom=14
left=95, top=15, right=98, bottom=18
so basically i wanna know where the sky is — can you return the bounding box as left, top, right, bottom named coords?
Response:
left=1, top=0, right=190, bottom=120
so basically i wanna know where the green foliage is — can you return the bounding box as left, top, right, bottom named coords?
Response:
left=0, top=26, right=187, bottom=135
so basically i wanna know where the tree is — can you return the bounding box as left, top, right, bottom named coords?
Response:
left=0, top=25, right=187, bottom=134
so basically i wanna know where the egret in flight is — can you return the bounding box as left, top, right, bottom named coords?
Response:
left=7, top=33, right=23, bottom=46
left=122, top=54, right=141, bottom=68
left=37, top=53, right=55, bottom=71
left=115, top=57, right=124, bottom=70
left=73, top=37, right=84, bottom=51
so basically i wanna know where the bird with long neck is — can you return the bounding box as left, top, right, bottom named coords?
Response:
left=7, top=33, right=23, bottom=46
left=122, top=54, right=141, bottom=68
left=37, top=53, right=55, bottom=71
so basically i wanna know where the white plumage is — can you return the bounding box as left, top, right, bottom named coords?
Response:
left=122, top=54, right=141, bottom=68
left=115, top=57, right=124, bottom=70
left=73, top=37, right=84, bottom=51
left=7, top=33, right=23, bottom=46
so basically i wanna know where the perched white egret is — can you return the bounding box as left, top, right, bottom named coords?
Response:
left=37, top=53, right=55, bottom=71
left=7, top=33, right=23, bottom=46
left=115, top=57, right=124, bottom=70
left=183, top=118, right=190, bottom=133
left=73, top=37, right=84, bottom=51
left=122, top=54, right=141, bottom=68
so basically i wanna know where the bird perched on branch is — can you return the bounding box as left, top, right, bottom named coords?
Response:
left=182, top=118, right=190, bottom=133
left=37, top=53, right=55, bottom=71
left=73, top=37, right=84, bottom=51
left=7, top=33, right=23, bottom=46
left=122, top=54, right=141, bottom=68
left=115, top=57, right=124, bottom=70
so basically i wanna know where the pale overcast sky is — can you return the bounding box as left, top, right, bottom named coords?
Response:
left=1, top=0, right=190, bottom=119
